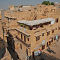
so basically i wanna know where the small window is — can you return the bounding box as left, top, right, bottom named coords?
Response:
left=28, top=10, right=31, bottom=11
left=52, top=30, right=54, bottom=33
left=47, top=31, right=50, bottom=36
left=51, top=38, right=53, bottom=42
left=20, top=44, right=22, bottom=49
left=30, top=26, right=33, bottom=30
left=26, top=49, right=28, bottom=56
left=24, top=36, right=26, bottom=42
left=28, top=38, right=29, bottom=41
left=54, top=36, right=56, bottom=40
left=56, top=18, right=58, bottom=23
left=36, top=36, right=40, bottom=41
left=21, top=34, right=23, bottom=40
left=42, top=33, right=44, bottom=36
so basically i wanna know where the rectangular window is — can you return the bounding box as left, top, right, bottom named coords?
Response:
left=26, top=49, right=28, bottom=56
left=51, top=38, right=53, bottom=42
left=24, top=36, right=26, bottom=42
left=54, top=36, right=56, bottom=40
left=47, top=31, right=50, bottom=36
left=56, top=18, right=58, bottom=23
left=52, top=30, right=54, bottom=33
left=21, top=34, right=23, bottom=40
left=20, top=44, right=22, bottom=49
left=28, top=38, right=29, bottom=41
left=42, top=33, right=44, bottom=36
left=36, top=36, right=40, bottom=41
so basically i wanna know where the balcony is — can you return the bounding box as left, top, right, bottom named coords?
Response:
left=16, top=36, right=31, bottom=47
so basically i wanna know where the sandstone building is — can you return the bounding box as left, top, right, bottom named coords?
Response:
left=0, top=4, right=60, bottom=60
left=6, top=17, right=60, bottom=60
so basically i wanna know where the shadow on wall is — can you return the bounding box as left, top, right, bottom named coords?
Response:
left=7, top=32, right=21, bottom=60
left=47, top=47, right=56, bottom=54
left=0, top=37, right=6, bottom=59
left=30, top=52, right=60, bottom=60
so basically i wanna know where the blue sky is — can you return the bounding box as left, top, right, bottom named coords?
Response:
left=0, top=0, right=60, bottom=9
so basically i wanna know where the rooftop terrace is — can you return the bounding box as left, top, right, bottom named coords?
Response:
left=18, top=18, right=55, bottom=26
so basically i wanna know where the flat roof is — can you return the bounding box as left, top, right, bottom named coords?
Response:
left=18, top=18, right=55, bottom=26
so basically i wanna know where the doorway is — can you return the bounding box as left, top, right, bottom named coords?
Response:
left=42, top=45, right=45, bottom=50
left=47, top=42, right=48, bottom=47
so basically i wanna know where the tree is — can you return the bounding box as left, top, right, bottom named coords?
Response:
left=51, top=2, right=54, bottom=5
left=42, top=1, right=54, bottom=5
left=42, top=1, right=51, bottom=5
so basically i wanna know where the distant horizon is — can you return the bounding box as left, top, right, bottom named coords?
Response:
left=0, top=0, right=60, bottom=10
